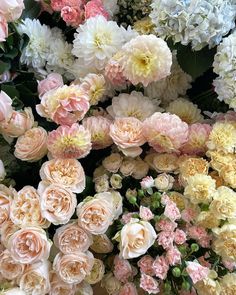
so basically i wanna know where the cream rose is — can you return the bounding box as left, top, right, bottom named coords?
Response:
left=120, top=220, right=157, bottom=259
left=39, top=184, right=77, bottom=225
left=102, top=153, right=123, bottom=173
left=53, top=221, right=93, bottom=254
left=14, top=127, right=47, bottom=162
left=19, top=260, right=50, bottom=295
left=0, top=184, right=14, bottom=228
left=77, top=197, right=114, bottom=234
left=7, top=227, right=52, bottom=264
left=0, top=0, right=24, bottom=21
left=0, top=220, right=19, bottom=248
left=85, top=258, right=105, bottom=284
left=101, top=272, right=121, bottom=295
left=0, top=249, right=25, bottom=280
left=96, top=191, right=122, bottom=220
left=40, top=158, right=85, bottom=193
left=10, top=186, right=49, bottom=228
left=49, top=272, right=76, bottom=295
left=53, top=251, right=94, bottom=284
left=90, top=234, right=114, bottom=254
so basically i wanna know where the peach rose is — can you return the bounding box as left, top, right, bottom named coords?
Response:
left=0, top=184, right=14, bottom=228
left=85, top=258, right=105, bottom=284
left=0, top=0, right=24, bottom=21
left=0, top=249, right=25, bottom=280
left=39, top=158, right=85, bottom=193
left=10, top=186, right=49, bottom=228
left=0, top=91, right=13, bottom=123
left=102, top=153, right=123, bottom=173
left=96, top=191, right=122, bottom=220
left=53, top=251, right=94, bottom=284
left=38, top=73, right=63, bottom=98
left=0, top=14, right=8, bottom=42
left=7, top=227, right=52, bottom=264
left=0, top=108, right=34, bottom=138
left=39, top=184, right=77, bottom=225
left=0, top=220, right=19, bottom=248
left=90, top=233, right=114, bottom=253
left=109, top=117, right=146, bottom=157
left=120, top=220, right=157, bottom=259
left=14, top=127, right=47, bottom=162
left=132, top=159, right=149, bottom=179
left=19, top=260, right=50, bottom=295
left=77, top=197, right=114, bottom=234
left=49, top=272, right=76, bottom=295
left=53, top=221, right=93, bottom=254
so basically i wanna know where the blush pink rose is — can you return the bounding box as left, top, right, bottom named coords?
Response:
left=186, top=261, right=209, bottom=284
left=113, top=255, right=133, bottom=283
left=118, top=283, right=138, bottom=295
left=0, top=184, right=13, bottom=228
left=0, top=249, right=25, bottom=280
left=0, top=14, right=8, bottom=42
left=155, top=219, right=177, bottom=232
left=139, top=206, right=154, bottom=221
left=61, top=6, right=83, bottom=27
left=0, top=0, right=24, bottom=21
left=166, top=247, right=182, bottom=266
left=140, top=273, right=159, bottom=294
left=140, top=176, right=154, bottom=189
left=84, top=0, right=109, bottom=20
left=157, top=231, right=174, bottom=249
left=38, top=73, right=63, bottom=98
left=174, top=229, right=187, bottom=245
left=152, top=255, right=169, bottom=280
left=137, top=255, right=155, bottom=276
left=0, top=91, right=13, bottom=123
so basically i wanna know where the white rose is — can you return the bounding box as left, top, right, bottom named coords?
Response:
left=0, top=160, right=6, bottom=181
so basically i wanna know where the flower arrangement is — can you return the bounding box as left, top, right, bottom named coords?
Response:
left=0, top=0, right=236, bottom=294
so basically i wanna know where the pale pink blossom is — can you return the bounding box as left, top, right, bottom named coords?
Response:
left=0, top=0, right=24, bottom=22
left=153, top=255, right=169, bottom=279
left=157, top=231, right=174, bottom=249
left=215, top=110, right=236, bottom=122
left=155, top=219, right=177, bottom=232
left=164, top=200, right=181, bottom=221
left=50, top=0, right=65, bottom=11
left=143, top=112, right=189, bottom=153
left=113, top=255, right=133, bottom=283
left=38, top=73, right=63, bottom=98
left=187, top=226, right=212, bottom=248
left=84, top=0, right=109, bottom=20
left=222, top=259, right=236, bottom=271
left=140, top=176, right=154, bottom=189
left=138, top=255, right=155, bottom=276
left=139, top=206, right=154, bottom=221
left=47, top=123, right=92, bottom=159
left=140, top=273, right=160, bottom=294
left=105, top=57, right=127, bottom=86
left=166, top=247, right=182, bottom=265
left=181, top=207, right=199, bottom=223
left=186, top=261, right=209, bottom=284
left=61, top=6, right=83, bottom=27
left=0, top=91, right=13, bottom=123
left=118, top=282, right=138, bottom=295
left=174, top=229, right=187, bottom=245
left=121, top=212, right=136, bottom=224
left=0, top=14, right=8, bottom=42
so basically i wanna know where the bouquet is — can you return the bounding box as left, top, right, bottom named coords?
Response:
left=0, top=0, right=236, bottom=294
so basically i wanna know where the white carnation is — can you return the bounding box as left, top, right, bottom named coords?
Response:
left=150, top=0, right=236, bottom=50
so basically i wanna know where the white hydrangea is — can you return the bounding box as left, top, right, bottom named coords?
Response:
left=150, top=0, right=236, bottom=50
left=213, top=30, right=236, bottom=109
left=72, top=15, right=131, bottom=71
left=144, top=51, right=192, bottom=106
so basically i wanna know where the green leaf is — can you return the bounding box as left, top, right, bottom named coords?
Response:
left=21, top=0, right=41, bottom=19
left=1, top=84, right=20, bottom=99
left=4, top=48, right=18, bottom=59
left=0, top=60, right=10, bottom=74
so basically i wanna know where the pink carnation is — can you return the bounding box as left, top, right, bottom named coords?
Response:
left=51, top=0, right=84, bottom=11
left=166, top=247, right=181, bottom=266
left=47, top=123, right=92, bottom=159
left=113, top=255, right=133, bottom=283
left=222, top=259, right=236, bottom=271
left=164, top=200, right=181, bottom=221
left=118, top=283, right=138, bottom=295
left=187, top=226, right=211, bottom=248
left=140, top=274, right=159, bottom=294
left=157, top=231, right=174, bottom=250
left=140, top=176, right=154, bottom=189
left=155, top=219, right=177, bottom=232
left=139, top=206, right=154, bottom=221
left=121, top=212, right=136, bottom=224
left=174, top=229, right=187, bottom=245
left=61, top=6, right=83, bottom=27
left=143, top=112, right=189, bottom=153
left=138, top=255, right=155, bottom=276
left=181, top=208, right=198, bottom=223
left=84, top=0, right=109, bottom=20
left=180, top=123, right=212, bottom=156
left=186, top=261, right=209, bottom=284
left=51, top=0, right=65, bottom=11
left=152, top=255, right=169, bottom=280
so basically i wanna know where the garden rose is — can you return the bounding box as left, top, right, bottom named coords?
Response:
left=0, top=91, right=13, bottom=123
left=90, top=233, right=114, bottom=253
left=101, top=272, right=121, bottom=295
left=0, top=0, right=24, bottom=21
left=85, top=258, right=105, bottom=284
left=37, top=73, right=63, bottom=98
left=138, top=255, right=155, bottom=276
left=0, top=184, right=13, bottom=227
left=0, top=14, right=8, bottom=42
left=0, top=249, right=25, bottom=280
left=102, top=153, right=123, bottom=173
left=49, top=272, right=76, bottom=295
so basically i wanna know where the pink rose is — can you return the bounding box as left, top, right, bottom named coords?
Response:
left=50, top=272, right=76, bottom=295
left=0, top=14, right=8, bottom=42
left=0, top=184, right=13, bottom=228
left=61, top=6, right=83, bottom=27
left=0, top=91, right=13, bottom=123
left=138, top=255, right=155, bottom=276
left=186, top=261, right=209, bottom=284
left=157, top=231, right=174, bottom=249
left=0, top=249, right=25, bottom=280
left=38, top=73, right=63, bottom=98
left=113, top=255, right=133, bottom=283
left=155, top=219, right=177, bottom=232
left=140, top=176, right=154, bottom=189
left=174, top=229, right=187, bottom=245
left=118, top=283, right=138, bottom=295
left=153, top=255, right=169, bottom=280
left=0, top=0, right=24, bottom=21
left=139, top=206, right=154, bottom=221
left=166, top=247, right=182, bottom=266
left=84, top=0, right=109, bottom=20
left=140, top=273, right=160, bottom=294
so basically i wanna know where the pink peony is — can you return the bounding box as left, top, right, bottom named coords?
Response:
left=140, top=273, right=159, bottom=294
left=164, top=200, right=181, bottom=221
left=143, top=112, right=189, bottom=153
left=113, top=255, right=133, bottom=283
left=152, top=255, right=169, bottom=280
left=47, top=123, right=92, bottom=159
left=174, top=229, right=187, bottom=245
left=139, top=206, right=154, bottom=221
left=38, top=73, right=63, bottom=98
left=155, top=219, right=177, bottom=232
left=140, top=176, right=154, bottom=189
left=0, top=14, right=8, bottom=42
left=186, top=261, right=209, bottom=284
left=118, top=283, right=138, bottom=295
left=0, top=90, right=13, bottom=123
left=84, top=0, right=109, bottom=20
left=138, top=255, right=155, bottom=276
left=180, top=123, right=212, bottom=156
left=157, top=231, right=174, bottom=250
left=61, top=6, right=83, bottom=27
left=166, top=247, right=182, bottom=266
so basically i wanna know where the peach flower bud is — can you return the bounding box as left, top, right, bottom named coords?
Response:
left=49, top=272, right=76, bottom=295
left=53, top=221, right=93, bottom=254
left=39, top=184, right=77, bottom=225
left=102, top=153, right=123, bottom=173
left=38, top=73, right=63, bottom=98
left=101, top=272, right=121, bottom=295
left=53, top=251, right=94, bottom=284
left=14, top=127, right=47, bottom=162
left=0, top=185, right=14, bottom=228
left=0, top=91, right=13, bottom=123
left=0, top=220, right=19, bottom=248
left=85, top=258, right=105, bottom=284
left=40, top=158, right=85, bottom=193
left=19, top=260, right=50, bottom=295
left=0, top=0, right=24, bottom=21
left=0, top=14, right=8, bottom=42
left=0, top=249, right=25, bottom=280
left=90, top=234, right=114, bottom=254
left=0, top=108, right=34, bottom=138
left=7, top=227, right=52, bottom=264
left=94, top=174, right=110, bottom=193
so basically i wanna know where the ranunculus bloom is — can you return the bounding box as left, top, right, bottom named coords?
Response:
left=53, top=251, right=94, bottom=284
left=47, top=123, right=92, bottom=159
left=140, top=273, right=160, bottom=294
left=0, top=107, right=34, bottom=138
left=186, top=261, right=209, bottom=284
left=109, top=117, right=146, bottom=157
left=83, top=116, right=113, bottom=149
left=40, top=158, right=85, bottom=193
left=0, top=91, right=13, bottom=123
left=138, top=255, right=155, bottom=276
left=36, top=85, right=90, bottom=125
left=102, top=153, right=123, bottom=173
left=53, top=221, right=93, bottom=254
left=152, top=255, right=169, bottom=280
left=38, top=73, right=64, bottom=98
left=120, top=220, right=157, bottom=259
left=143, top=112, right=189, bottom=153
left=0, top=0, right=24, bottom=21
left=0, top=249, right=25, bottom=280
left=0, top=184, right=13, bottom=228
left=61, top=6, right=83, bottom=27
left=113, top=255, right=133, bottom=283
left=14, top=127, right=48, bottom=162
left=118, top=283, right=138, bottom=295
left=7, top=227, right=52, bottom=264
left=0, top=14, right=8, bottom=42
left=39, top=184, right=77, bottom=225
left=85, top=258, right=105, bottom=284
